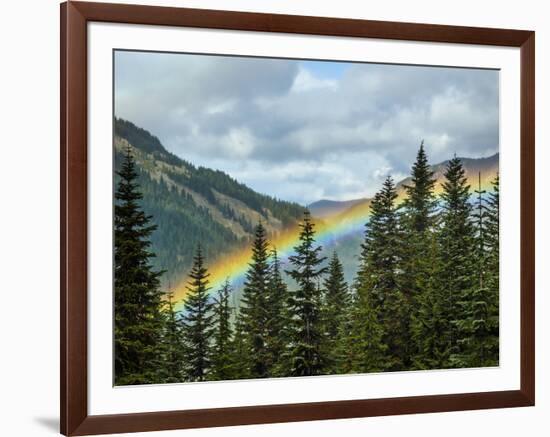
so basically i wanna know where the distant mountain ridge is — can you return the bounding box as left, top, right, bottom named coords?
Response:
left=309, top=153, right=499, bottom=220
left=309, top=198, right=367, bottom=218
left=402, top=153, right=499, bottom=191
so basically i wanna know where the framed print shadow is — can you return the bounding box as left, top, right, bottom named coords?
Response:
left=60, top=1, right=535, bottom=435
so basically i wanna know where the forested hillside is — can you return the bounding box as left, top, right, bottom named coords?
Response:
left=114, top=118, right=305, bottom=287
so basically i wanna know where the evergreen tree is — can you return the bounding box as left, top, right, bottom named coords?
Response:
left=285, top=210, right=328, bottom=376
left=437, top=156, right=476, bottom=366
left=360, top=176, right=406, bottom=370
left=158, top=290, right=184, bottom=383
left=410, top=234, right=449, bottom=369
left=321, top=251, right=350, bottom=373
left=349, top=280, right=388, bottom=373
left=239, top=222, right=271, bottom=378
left=399, top=143, right=439, bottom=368
left=332, top=288, right=360, bottom=374
left=485, top=174, right=500, bottom=364
left=401, top=142, right=438, bottom=233
left=231, top=316, right=251, bottom=379
left=265, top=248, right=290, bottom=376
left=210, top=279, right=235, bottom=380
left=181, top=245, right=214, bottom=381
left=114, top=144, right=164, bottom=385
left=454, top=173, right=499, bottom=367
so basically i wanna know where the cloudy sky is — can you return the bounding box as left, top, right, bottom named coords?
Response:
left=115, top=50, right=499, bottom=206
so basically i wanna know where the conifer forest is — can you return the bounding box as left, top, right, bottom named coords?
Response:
left=114, top=142, right=499, bottom=385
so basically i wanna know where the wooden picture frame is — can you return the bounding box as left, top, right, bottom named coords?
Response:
left=60, top=1, right=535, bottom=435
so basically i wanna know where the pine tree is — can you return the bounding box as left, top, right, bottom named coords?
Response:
left=332, top=288, right=358, bottom=374
left=349, top=280, right=388, bottom=373
left=239, top=222, right=271, bottom=378
left=455, top=173, right=499, bottom=367
left=285, top=210, right=328, bottom=376
left=321, top=251, right=350, bottom=373
left=181, top=245, right=214, bottom=381
left=401, top=142, right=438, bottom=233
left=231, top=316, right=251, bottom=379
left=265, top=248, right=290, bottom=376
left=437, top=156, right=476, bottom=367
left=158, top=290, right=184, bottom=383
left=410, top=233, right=448, bottom=369
left=359, top=176, right=406, bottom=370
left=399, top=143, right=439, bottom=368
left=485, top=174, right=499, bottom=277
left=485, top=174, right=500, bottom=364
left=114, top=144, right=165, bottom=385
left=210, top=279, right=234, bottom=380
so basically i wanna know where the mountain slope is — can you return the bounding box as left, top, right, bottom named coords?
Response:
left=308, top=198, right=366, bottom=218
left=114, top=118, right=305, bottom=287
left=398, top=153, right=499, bottom=192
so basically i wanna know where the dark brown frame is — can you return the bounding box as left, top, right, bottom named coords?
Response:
left=60, top=1, right=535, bottom=435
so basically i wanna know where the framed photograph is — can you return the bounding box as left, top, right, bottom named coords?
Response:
left=61, top=1, right=535, bottom=435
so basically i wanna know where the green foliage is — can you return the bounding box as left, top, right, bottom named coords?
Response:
left=265, top=248, right=291, bottom=376
left=485, top=174, right=500, bottom=359
left=399, top=143, right=439, bottom=368
left=321, top=251, right=350, bottom=373
left=410, top=234, right=449, bottom=369
left=210, top=279, right=235, bottom=380
left=181, top=246, right=215, bottom=381
left=453, top=173, right=499, bottom=367
left=348, top=282, right=388, bottom=373
left=157, top=292, right=184, bottom=383
left=114, top=145, right=165, bottom=386
left=437, top=156, right=476, bottom=366
left=285, top=211, right=328, bottom=376
left=359, top=176, right=407, bottom=370
left=401, top=142, right=438, bottom=233
left=237, top=222, right=272, bottom=378
left=331, top=289, right=359, bottom=374
left=230, top=318, right=251, bottom=380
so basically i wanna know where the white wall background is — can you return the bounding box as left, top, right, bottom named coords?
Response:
left=0, top=0, right=546, bottom=436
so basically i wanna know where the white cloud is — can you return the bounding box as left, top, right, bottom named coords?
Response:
left=291, top=67, right=338, bottom=92
left=221, top=128, right=255, bottom=158
left=206, top=100, right=236, bottom=115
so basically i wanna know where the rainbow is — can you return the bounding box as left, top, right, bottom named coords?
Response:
left=172, top=171, right=497, bottom=311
